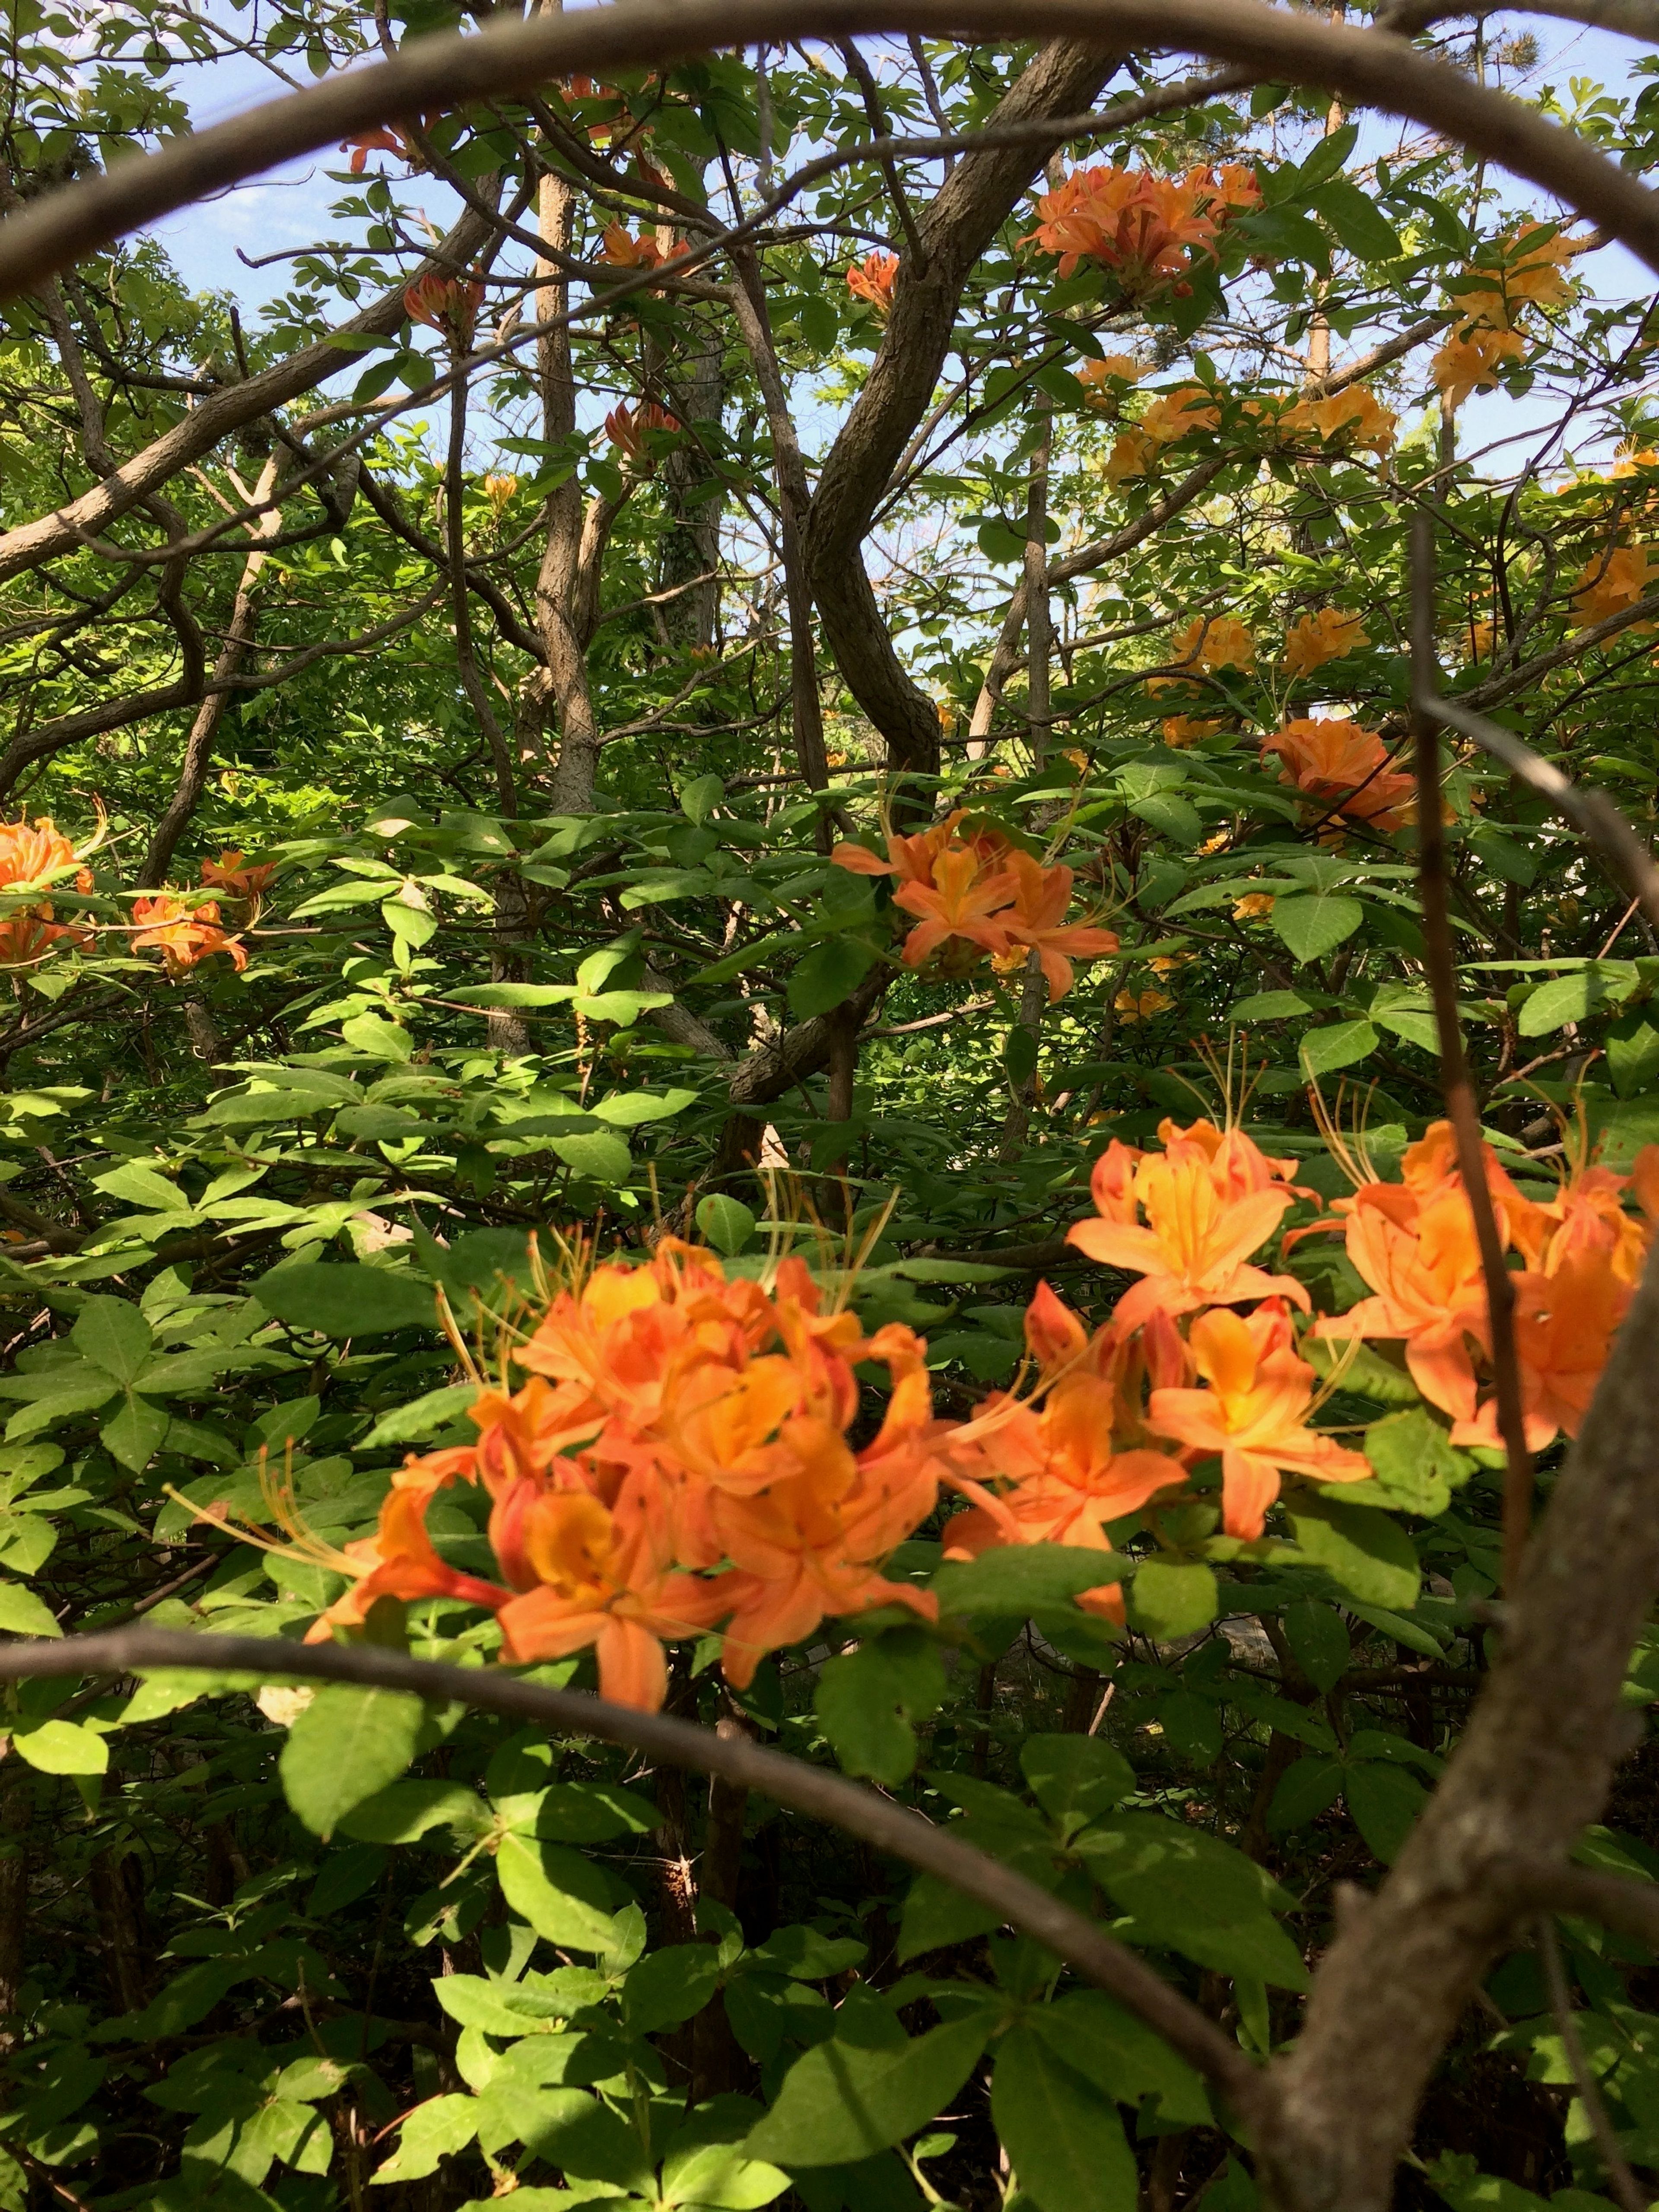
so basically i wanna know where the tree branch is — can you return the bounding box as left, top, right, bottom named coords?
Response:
left=0, top=1622, right=1266, bottom=2120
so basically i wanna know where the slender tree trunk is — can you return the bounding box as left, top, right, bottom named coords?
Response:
left=0, top=1769, right=29, bottom=2051
left=140, top=452, right=281, bottom=887
left=998, top=401, right=1052, bottom=1160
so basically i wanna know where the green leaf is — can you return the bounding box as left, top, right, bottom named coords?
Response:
left=372, top=2094, right=480, bottom=2183
left=1517, top=961, right=1639, bottom=1037
left=1074, top=1815, right=1308, bottom=1990
left=12, top=1718, right=108, bottom=1775
left=1129, top=792, right=1202, bottom=847
left=1363, top=1408, right=1471, bottom=1515
left=360, top=1384, right=478, bottom=1448
left=788, top=938, right=877, bottom=1021
left=280, top=1684, right=427, bottom=1837
left=1126, top=1559, right=1217, bottom=1640
left=932, top=1545, right=1131, bottom=1617
left=991, top=2023, right=1137, bottom=2212
left=591, top=1087, right=698, bottom=1128
left=548, top=1131, right=633, bottom=1184
left=745, top=2015, right=991, bottom=2166
left=493, top=1832, right=620, bottom=1954
left=1271, top=895, right=1363, bottom=964
left=1300, top=1020, right=1378, bottom=1077
left=1287, top=1499, right=1420, bottom=1609
left=622, top=1945, right=725, bottom=2034
left=1304, top=1338, right=1421, bottom=1406
left=71, top=1297, right=153, bottom=1386
left=1283, top=1599, right=1349, bottom=1691
left=452, top=983, right=575, bottom=1009
left=681, top=772, right=724, bottom=823
left=696, top=1195, right=757, bottom=1256
left=1267, top=1754, right=1344, bottom=1835
left=1316, top=178, right=1404, bottom=261
left=1020, top=1735, right=1135, bottom=1827
left=1344, top=1759, right=1428, bottom=1863
left=100, top=1393, right=171, bottom=1472
left=816, top=1628, right=946, bottom=1787
left=339, top=1780, right=491, bottom=1844
left=255, top=1264, right=437, bottom=1338
left=1026, top=1990, right=1209, bottom=2126
left=0, top=1582, right=59, bottom=1638
left=341, top=1013, right=413, bottom=1062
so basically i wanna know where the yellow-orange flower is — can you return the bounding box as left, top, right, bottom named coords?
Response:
left=1284, top=607, right=1370, bottom=677
left=1233, top=891, right=1276, bottom=921
left=847, top=251, right=899, bottom=313
left=1571, top=545, right=1655, bottom=632
left=1147, top=1299, right=1370, bottom=1539
left=1023, top=163, right=1255, bottom=298
left=130, top=895, right=247, bottom=976
left=1148, top=614, right=1254, bottom=692
left=1066, top=1120, right=1309, bottom=1329
left=1262, top=717, right=1416, bottom=832
left=1161, top=715, right=1221, bottom=748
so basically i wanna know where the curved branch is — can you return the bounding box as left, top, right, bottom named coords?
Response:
left=0, top=1623, right=1265, bottom=2120
left=5, top=0, right=1659, bottom=309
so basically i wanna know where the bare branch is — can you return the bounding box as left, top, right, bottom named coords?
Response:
left=0, top=1623, right=1265, bottom=2119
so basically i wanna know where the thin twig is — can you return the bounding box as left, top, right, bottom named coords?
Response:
left=1410, top=516, right=1533, bottom=1590
left=1538, top=1915, right=1649, bottom=2212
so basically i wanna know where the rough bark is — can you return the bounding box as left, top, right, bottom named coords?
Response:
left=806, top=36, right=1120, bottom=789
left=1259, top=1236, right=1659, bottom=2212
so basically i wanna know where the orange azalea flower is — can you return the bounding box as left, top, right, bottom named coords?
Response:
left=1284, top=607, right=1370, bottom=677
left=847, top=251, right=900, bottom=313
left=993, top=852, right=1119, bottom=1002
left=483, top=472, right=518, bottom=513
left=404, top=272, right=485, bottom=345
left=601, top=223, right=667, bottom=271
left=1067, top=1120, right=1309, bottom=1330
left=1076, top=355, right=1143, bottom=406
left=307, top=1473, right=514, bottom=1643
left=389, top=1239, right=955, bottom=1708
left=1262, top=717, right=1416, bottom=832
left=1137, top=385, right=1222, bottom=445
left=1114, top=988, right=1172, bottom=1025
left=1449, top=1250, right=1632, bottom=1457
left=1433, top=324, right=1528, bottom=409
left=496, top=1492, right=728, bottom=1711
left=1150, top=614, right=1255, bottom=691
left=1571, top=545, right=1655, bottom=632
left=0, top=912, right=89, bottom=967
left=893, top=843, right=1020, bottom=968
left=1281, top=388, right=1397, bottom=458
left=0, top=815, right=96, bottom=894
left=1147, top=1299, right=1371, bottom=1539
left=1161, top=715, right=1221, bottom=748
left=201, top=850, right=277, bottom=903
left=1023, top=164, right=1235, bottom=296
left=1233, top=891, right=1276, bottom=920
left=130, top=895, right=247, bottom=976
left=1103, top=427, right=1160, bottom=486
left=605, top=401, right=679, bottom=461
left=942, top=1373, right=1184, bottom=1620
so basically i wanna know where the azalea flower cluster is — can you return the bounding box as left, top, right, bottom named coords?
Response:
left=1570, top=543, right=1655, bottom=634
left=313, top=1241, right=949, bottom=1710
left=1320, top=1123, right=1659, bottom=1452
left=281, top=1106, right=1659, bottom=1710
left=846, top=251, right=900, bottom=314
left=403, top=272, right=485, bottom=348
left=304, top=1118, right=1372, bottom=1704
left=0, top=816, right=97, bottom=969
left=0, top=820, right=267, bottom=977
left=830, top=812, right=1119, bottom=1001
left=604, top=401, right=680, bottom=461
left=1433, top=222, right=1575, bottom=409
left=1262, top=718, right=1417, bottom=834
left=1024, top=161, right=1260, bottom=299
left=1103, top=380, right=1396, bottom=486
